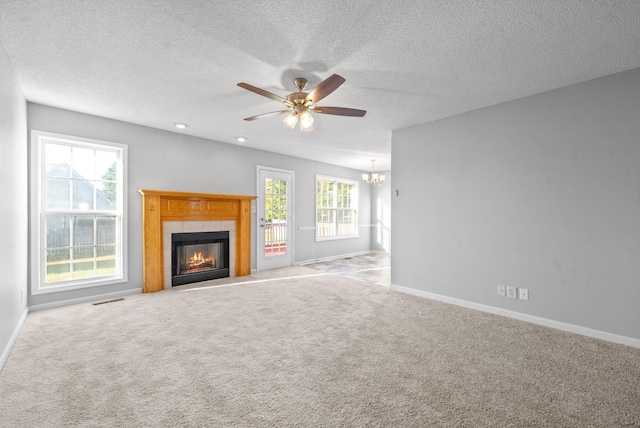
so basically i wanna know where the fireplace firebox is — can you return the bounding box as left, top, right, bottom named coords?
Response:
left=171, top=231, right=230, bottom=286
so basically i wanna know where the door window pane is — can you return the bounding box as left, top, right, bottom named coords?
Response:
left=264, top=178, right=287, bottom=258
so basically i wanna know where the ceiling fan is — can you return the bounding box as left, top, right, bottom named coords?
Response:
left=237, top=74, right=366, bottom=132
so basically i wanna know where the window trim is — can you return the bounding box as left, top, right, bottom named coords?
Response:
left=315, top=175, right=359, bottom=242
left=30, top=130, right=128, bottom=295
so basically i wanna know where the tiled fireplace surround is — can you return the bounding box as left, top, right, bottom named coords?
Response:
left=139, top=190, right=256, bottom=293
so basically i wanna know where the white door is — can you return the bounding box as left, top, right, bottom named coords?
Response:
left=257, top=167, right=293, bottom=271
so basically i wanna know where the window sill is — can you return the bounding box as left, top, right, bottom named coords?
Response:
left=315, top=235, right=360, bottom=242
left=31, top=275, right=127, bottom=295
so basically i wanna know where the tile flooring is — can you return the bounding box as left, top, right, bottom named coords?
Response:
left=304, top=252, right=390, bottom=287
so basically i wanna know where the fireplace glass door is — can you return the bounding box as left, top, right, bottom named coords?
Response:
left=175, top=242, right=221, bottom=275
left=171, top=231, right=229, bottom=286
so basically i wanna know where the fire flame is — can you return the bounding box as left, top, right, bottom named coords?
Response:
left=188, top=251, right=215, bottom=270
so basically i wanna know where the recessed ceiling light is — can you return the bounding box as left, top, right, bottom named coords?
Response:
left=175, top=122, right=188, bottom=129
left=235, top=136, right=248, bottom=142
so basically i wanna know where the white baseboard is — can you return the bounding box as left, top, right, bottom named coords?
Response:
left=391, top=284, right=640, bottom=349
left=29, top=288, right=142, bottom=312
left=297, top=250, right=383, bottom=266
left=0, top=307, right=28, bottom=373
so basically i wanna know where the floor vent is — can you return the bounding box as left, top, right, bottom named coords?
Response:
left=92, top=298, right=124, bottom=306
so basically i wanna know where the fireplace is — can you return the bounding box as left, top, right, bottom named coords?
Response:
left=171, top=231, right=230, bottom=286
left=139, top=190, right=256, bottom=293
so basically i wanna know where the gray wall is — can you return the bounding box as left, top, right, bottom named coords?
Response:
left=0, top=44, right=28, bottom=367
left=28, top=103, right=372, bottom=308
left=392, top=68, right=640, bottom=340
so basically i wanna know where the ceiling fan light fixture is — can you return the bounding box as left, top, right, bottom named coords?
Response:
left=299, top=109, right=314, bottom=132
left=283, top=111, right=298, bottom=129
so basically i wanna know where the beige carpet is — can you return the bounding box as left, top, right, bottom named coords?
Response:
left=1, top=266, right=639, bottom=427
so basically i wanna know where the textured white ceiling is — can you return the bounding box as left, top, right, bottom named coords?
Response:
left=1, top=1, right=640, bottom=171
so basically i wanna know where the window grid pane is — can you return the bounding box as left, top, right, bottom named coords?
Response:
left=73, top=247, right=96, bottom=279
left=44, top=177, right=72, bottom=210
left=97, top=245, right=117, bottom=276
left=46, top=249, right=71, bottom=282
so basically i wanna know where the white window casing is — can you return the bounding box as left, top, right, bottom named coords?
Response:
left=315, top=175, right=359, bottom=241
left=30, top=130, right=128, bottom=295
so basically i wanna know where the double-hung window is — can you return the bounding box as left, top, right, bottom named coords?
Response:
left=316, top=175, right=358, bottom=240
left=31, top=131, right=127, bottom=294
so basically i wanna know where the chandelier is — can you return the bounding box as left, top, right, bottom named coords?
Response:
left=361, top=159, right=385, bottom=185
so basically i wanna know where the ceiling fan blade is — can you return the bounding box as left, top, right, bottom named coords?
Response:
left=305, top=74, right=346, bottom=104
left=237, top=83, right=293, bottom=106
left=313, top=106, right=366, bottom=117
left=243, top=110, right=290, bottom=121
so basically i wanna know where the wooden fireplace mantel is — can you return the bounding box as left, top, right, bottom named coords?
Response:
left=139, top=189, right=257, bottom=293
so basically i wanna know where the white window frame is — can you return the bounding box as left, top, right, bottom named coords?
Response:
left=30, top=130, right=128, bottom=295
left=315, top=175, right=359, bottom=241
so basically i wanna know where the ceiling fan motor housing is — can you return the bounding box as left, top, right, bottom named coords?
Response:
left=287, top=78, right=311, bottom=105
left=293, top=78, right=308, bottom=91
left=287, top=93, right=309, bottom=106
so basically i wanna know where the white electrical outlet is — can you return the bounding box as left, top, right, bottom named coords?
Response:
left=519, top=288, right=529, bottom=300
left=497, top=285, right=506, bottom=296
left=506, top=286, right=517, bottom=299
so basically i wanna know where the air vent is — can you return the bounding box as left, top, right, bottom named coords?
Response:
left=92, top=298, right=124, bottom=306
